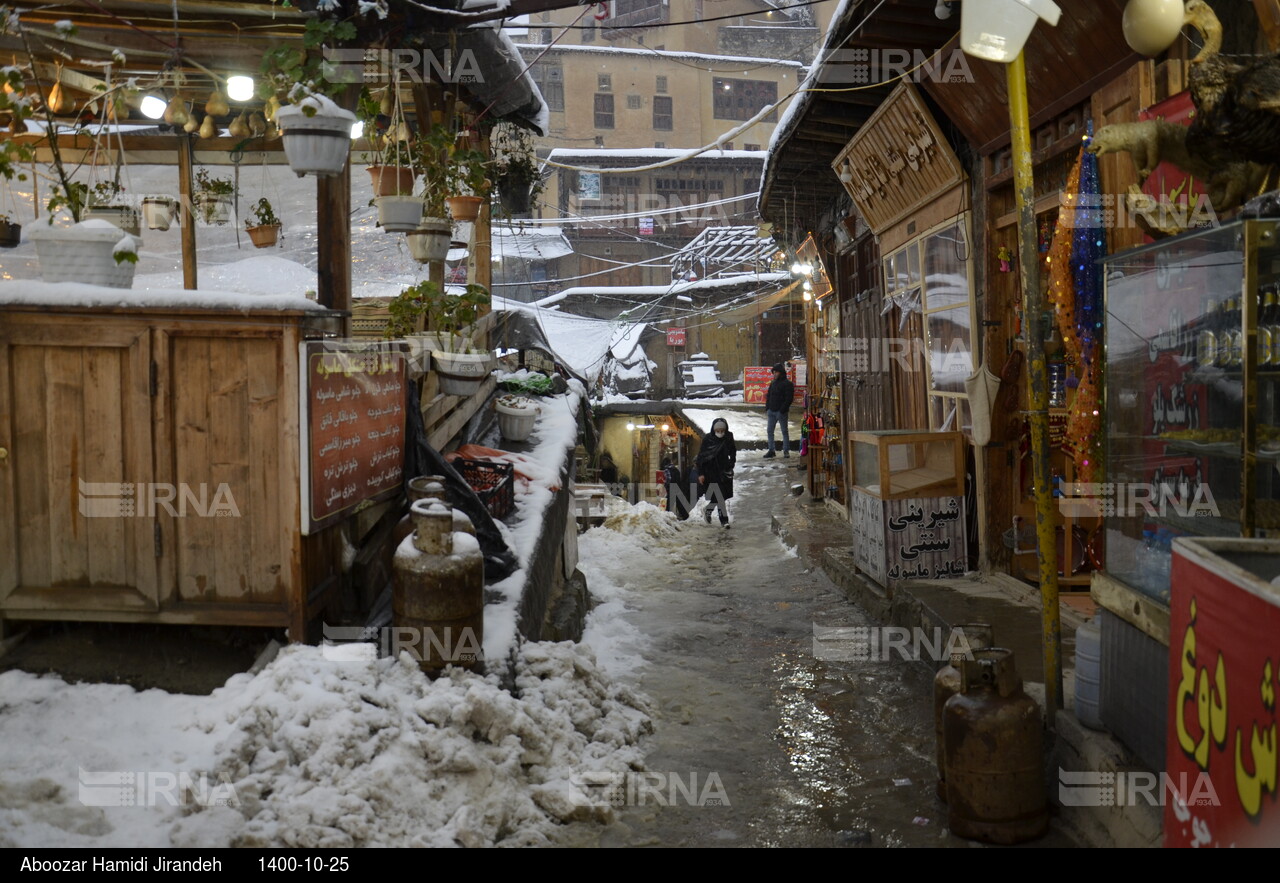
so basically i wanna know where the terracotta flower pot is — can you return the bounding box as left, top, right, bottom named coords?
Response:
left=367, top=165, right=416, bottom=197
left=446, top=195, right=485, bottom=222
left=246, top=223, right=281, bottom=248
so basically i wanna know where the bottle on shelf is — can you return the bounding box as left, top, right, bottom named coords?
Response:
left=1197, top=297, right=1219, bottom=368
left=1259, top=285, right=1275, bottom=367
left=1215, top=298, right=1234, bottom=368
left=1229, top=297, right=1244, bottom=368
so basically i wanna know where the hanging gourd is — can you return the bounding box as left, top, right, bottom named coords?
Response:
left=205, top=89, right=229, bottom=117
left=165, top=95, right=190, bottom=126
left=228, top=110, right=249, bottom=138
left=379, top=86, right=394, bottom=116
left=249, top=111, right=267, bottom=138
left=198, top=113, right=215, bottom=139
left=47, top=80, right=69, bottom=115
left=184, top=113, right=200, bottom=133
left=264, top=95, right=281, bottom=123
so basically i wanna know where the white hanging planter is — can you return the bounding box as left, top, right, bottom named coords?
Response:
left=406, top=217, right=452, bottom=262
left=141, top=197, right=177, bottom=231
left=82, top=205, right=142, bottom=237
left=432, top=350, right=493, bottom=396
left=29, top=221, right=139, bottom=289
left=495, top=397, right=538, bottom=442
left=375, top=195, right=424, bottom=233
left=274, top=96, right=357, bottom=178
left=194, top=194, right=233, bottom=226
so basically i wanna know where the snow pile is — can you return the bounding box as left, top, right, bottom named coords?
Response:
left=180, top=642, right=650, bottom=848
left=0, top=641, right=651, bottom=849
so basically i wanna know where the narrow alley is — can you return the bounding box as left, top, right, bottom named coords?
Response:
left=562, top=452, right=1077, bottom=847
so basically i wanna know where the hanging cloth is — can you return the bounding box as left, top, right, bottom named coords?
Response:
left=964, top=360, right=1002, bottom=447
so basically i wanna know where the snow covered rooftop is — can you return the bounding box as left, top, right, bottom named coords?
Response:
left=492, top=224, right=573, bottom=262
left=515, top=42, right=806, bottom=70
left=672, top=225, right=779, bottom=279
left=548, top=148, right=767, bottom=162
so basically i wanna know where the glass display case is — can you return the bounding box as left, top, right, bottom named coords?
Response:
left=1102, top=218, right=1280, bottom=603
left=850, top=429, right=965, bottom=499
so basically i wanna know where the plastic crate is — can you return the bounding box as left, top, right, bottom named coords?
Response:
left=455, top=458, right=514, bottom=519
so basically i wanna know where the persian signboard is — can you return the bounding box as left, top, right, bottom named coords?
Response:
left=301, top=342, right=407, bottom=534
left=1166, top=538, right=1280, bottom=847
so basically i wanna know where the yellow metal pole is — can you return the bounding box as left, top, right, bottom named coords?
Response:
left=1007, top=51, right=1063, bottom=718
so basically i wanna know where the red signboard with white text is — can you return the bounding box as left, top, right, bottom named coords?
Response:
left=1165, top=539, right=1280, bottom=847
left=666, top=327, right=686, bottom=346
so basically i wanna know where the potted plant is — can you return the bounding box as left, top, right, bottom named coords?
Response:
left=384, top=281, right=493, bottom=394
left=495, top=393, right=538, bottom=442
left=82, top=180, right=141, bottom=236
left=490, top=122, right=543, bottom=217
left=194, top=168, right=236, bottom=225
left=405, top=217, right=452, bottom=263
left=0, top=212, right=20, bottom=248
left=258, top=11, right=361, bottom=178
left=358, top=86, right=416, bottom=197
left=141, top=196, right=178, bottom=231
left=244, top=196, right=282, bottom=248
left=444, top=134, right=491, bottom=223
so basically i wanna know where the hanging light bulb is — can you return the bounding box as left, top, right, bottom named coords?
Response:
left=350, top=120, right=364, bottom=140
left=140, top=95, right=166, bottom=119
left=803, top=290, right=812, bottom=302
left=225, top=76, right=254, bottom=102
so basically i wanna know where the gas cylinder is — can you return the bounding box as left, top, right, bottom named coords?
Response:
left=933, top=622, right=995, bottom=802
left=943, top=647, right=1048, bottom=844
left=407, top=475, right=475, bottom=535
left=392, top=498, right=484, bottom=675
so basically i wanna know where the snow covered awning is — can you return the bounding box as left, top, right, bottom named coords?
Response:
left=492, top=225, right=572, bottom=262
left=672, top=225, right=778, bottom=280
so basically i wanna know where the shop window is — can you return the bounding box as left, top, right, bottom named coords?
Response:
left=882, top=215, right=976, bottom=432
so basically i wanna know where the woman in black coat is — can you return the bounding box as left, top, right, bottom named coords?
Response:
left=696, top=417, right=736, bottom=527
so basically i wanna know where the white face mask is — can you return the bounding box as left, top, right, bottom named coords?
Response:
left=715, top=428, right=726, bottom=437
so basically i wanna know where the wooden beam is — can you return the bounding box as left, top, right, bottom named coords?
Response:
left=178, top=135, right=197, bottom=290
left=316, top=162, right=352, bottom=330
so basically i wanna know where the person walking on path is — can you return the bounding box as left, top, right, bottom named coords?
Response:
left=695, top=417, right=736, bottom=527
left=764, top=363, right=795, bottom=459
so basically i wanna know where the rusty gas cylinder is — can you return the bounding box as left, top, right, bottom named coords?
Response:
left=407, top=475, right=475, bottom=535
left=943, top=647, right=1048, bottom=844
left=392, top=498, right=484, bottom=675
left=934, top=622, right=996, bottom=802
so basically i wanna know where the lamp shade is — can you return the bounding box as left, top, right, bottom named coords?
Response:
left=960, top=0, right=1062, bottom=62
left=1121, top=0, right=1185, bottom=57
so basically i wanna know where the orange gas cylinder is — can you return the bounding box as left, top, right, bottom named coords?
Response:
left=934, top=622, right=995, bottom=802
left=943, top=647, right=1048, bottom=844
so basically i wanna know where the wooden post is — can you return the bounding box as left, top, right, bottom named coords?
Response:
left=316, top=161, right=352, bottom=333
left=473, top=132, right=492, bottom=350
left=178, top=136, right=198, bottom=290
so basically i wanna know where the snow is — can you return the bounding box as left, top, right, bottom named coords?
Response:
left=0, top=280, right=323, bottom=313
left=548, top=147, right=768, bottom=162
left=134, top=255, right=318, bottom=299
left=681, top=406, right=774, bottom=443
left=0, top=642, right=650, bottom=848
left=516, top=42, right=806, bottom=70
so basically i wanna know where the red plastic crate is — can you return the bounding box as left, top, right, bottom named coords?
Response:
left=455, top=458, right=514, bottom=519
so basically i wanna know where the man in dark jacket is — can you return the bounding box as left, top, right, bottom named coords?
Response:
left=763, top=362, right=794, bottom=459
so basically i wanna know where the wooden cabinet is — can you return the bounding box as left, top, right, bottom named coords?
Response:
left=0, top=298, right=344, bottom=638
